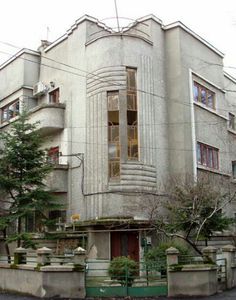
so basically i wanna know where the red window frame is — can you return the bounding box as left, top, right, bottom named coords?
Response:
left=197, top=142, right=219, bottom=169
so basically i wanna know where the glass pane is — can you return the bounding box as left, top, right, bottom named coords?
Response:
left=128, top=141, right=138, bottom=159
left=197, top=143, right=201, bottom=164
left=207, top=92, right=214, bottom=109
left=109, top=161, right=120, bottom=178
left=208, top=148, right=213, bottom=168
left=229, top=113, right=235, bottom=130
left=193, top=84, right=199, bottom=102
left=108, top=92, right=119, bottom=111
left=15, top=101, right=20, bottom=116
left=108, top=143, right=120, bottom=159
left=128, top=125, right=138, bottom=140
left=8, top=104, right=14, bottom=119
left=213, top=150, right=218, bottom=169
left=202, top=145, right=207, bottom=166
left=127, top=69, right=136, bottom=90
left=108, top=111, right=119, bottom=125
left=201, top=89, right=206, bottom=105
left=232, top=162, right=236, bottom=178
left=127, top=93, right=137, bottom=110
left=2, top=108, right=8, bottom=122
left=108, top=126, right=119, bottom=142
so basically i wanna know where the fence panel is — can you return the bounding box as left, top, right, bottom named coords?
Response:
left=85, top=259, right=167, bottom=297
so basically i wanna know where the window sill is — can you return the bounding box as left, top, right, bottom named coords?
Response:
left=227, top=128, right=236, bottom=135
left=194, top=102, right=227, bottom=120
left=197, top=165, right=231, bottom=177
left=0, top=116, right=19, bottom=128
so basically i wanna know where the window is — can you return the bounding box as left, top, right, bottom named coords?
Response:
left=49, top=88, right=60, bottom=103
left=232, top=161, right=236, bottom=179
left=127, top=68, right=138, bottom=160
left=229, top=113, right=235, bottom=130
left=1, top=99, right=20, bottom=123
left=193, top=82, right=215, bottom=109
left=108, top=91, right=120, bottom=178
left=48, top=146, right=59, bottom=164
left=197, top=142, right=219, bottom=169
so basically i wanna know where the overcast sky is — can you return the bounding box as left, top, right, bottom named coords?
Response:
left=1, top=0, right=236, bottom=75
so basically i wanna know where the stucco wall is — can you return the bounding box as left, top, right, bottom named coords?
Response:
left=0, top=265, right=85, bottom=298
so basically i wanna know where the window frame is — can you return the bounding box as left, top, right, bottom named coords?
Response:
left=232, top=161, right=236, bottom=179
left=229, top=113, right=235, bottom=131
left=197, top=142, right=219, bottom=170
left=49, top=88, right=60, bottom=103
left=47, top=146, right=60, bottom=164
left=107, top=91, right=120, bottom=179
left=1, top=99, right=20, bottom=123
left=193, top=82, right=215, bottom=110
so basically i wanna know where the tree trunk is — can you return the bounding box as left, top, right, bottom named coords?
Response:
left=3, top=228, right=11, bottom=263
left=17, top=217, right=21, bottom=247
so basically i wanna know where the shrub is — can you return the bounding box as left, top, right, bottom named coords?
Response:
left=108, top=256, right=138, bottom=287
left=144, top=242, right=190, bottom=275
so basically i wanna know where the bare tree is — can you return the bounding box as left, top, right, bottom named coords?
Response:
left=144, top=175, right=235, bottom=255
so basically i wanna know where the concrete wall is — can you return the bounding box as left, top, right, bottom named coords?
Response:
left=0, top=52, right=40, bottom=99
left=168, top=266, right=217, bottom=297
left=0, top=265, right=85, bottom=298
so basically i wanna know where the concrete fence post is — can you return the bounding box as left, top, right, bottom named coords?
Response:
left=202, top=246, right=217, bottom=264
left=73, top=247, right=86, bottom=265
left=36, top=247, right=52, bottom=266
left=14, top=247, right=27, bottom=264
left=222, top=244, right=236, bottom=289
left=166, top=247, right=179, bottom=266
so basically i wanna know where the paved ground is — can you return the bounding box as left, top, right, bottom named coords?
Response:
left=1, top=289, right=236, bottom=300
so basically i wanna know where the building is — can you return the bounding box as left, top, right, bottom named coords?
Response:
left=1, top=14, right=236, bottom=259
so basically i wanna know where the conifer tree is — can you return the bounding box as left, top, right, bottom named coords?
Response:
left=0, top=113, right=61, bottom=248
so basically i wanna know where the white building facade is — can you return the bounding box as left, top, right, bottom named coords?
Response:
left=1, top=15, right=236, bottom=259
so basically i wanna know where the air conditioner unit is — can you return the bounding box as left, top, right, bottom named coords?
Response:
left=33, top=82, right=47, bottom=97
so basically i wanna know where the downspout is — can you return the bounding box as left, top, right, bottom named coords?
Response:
left=189, top=69, right=197, bottom=181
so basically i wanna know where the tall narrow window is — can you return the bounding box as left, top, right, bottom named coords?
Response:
left=127, top=68, right=138, bottom=160
left=108, top=91, right=120, bottom=178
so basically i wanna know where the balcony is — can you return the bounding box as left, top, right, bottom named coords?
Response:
left=46, top=164, right=68, bottom=192
left=29, top=103, right=65, bottom=135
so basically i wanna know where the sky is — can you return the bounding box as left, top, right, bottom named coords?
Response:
left=1, top=0, right=236, bottom=75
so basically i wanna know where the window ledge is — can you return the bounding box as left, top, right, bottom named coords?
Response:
left=194, top=102, right=227, bottom=120
left=228, top=128, right=236, bottom=135
left=197, top=165, right=231, bottom=177
left=52, top=164, right=69, bottom=170
left=0, top=115, right=19, bottom=128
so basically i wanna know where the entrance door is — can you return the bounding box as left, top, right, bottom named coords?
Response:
left=111, top=231, right=139, bottom=261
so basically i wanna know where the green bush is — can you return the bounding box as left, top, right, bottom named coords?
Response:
left=108, top=256, right=138, bottom=287
left=144, top=242, right=190, bottom=275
